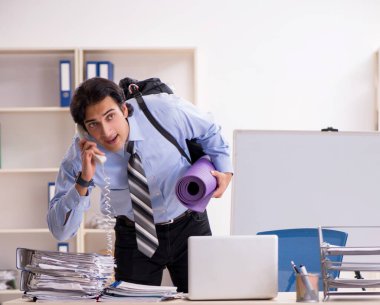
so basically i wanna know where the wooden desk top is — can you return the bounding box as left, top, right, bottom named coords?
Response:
left=4, top=292, right=380, bottom=304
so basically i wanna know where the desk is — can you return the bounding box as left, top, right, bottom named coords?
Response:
left=4, top=293, right=380, bottom=305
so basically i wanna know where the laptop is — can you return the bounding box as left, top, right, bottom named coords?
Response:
left=187, top=235, right=278, bottom=300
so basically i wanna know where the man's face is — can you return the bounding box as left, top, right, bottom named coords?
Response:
left=84, top=96, right=129, bottom=152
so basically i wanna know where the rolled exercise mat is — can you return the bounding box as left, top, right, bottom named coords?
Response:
left=175, top=156, right=217, bottom=212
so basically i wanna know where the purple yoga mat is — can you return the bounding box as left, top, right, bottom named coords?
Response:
left=175, top=156, right=217, bottom=212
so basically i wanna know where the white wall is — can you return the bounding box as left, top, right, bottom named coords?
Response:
left=1, top=0, right=380, bottom=235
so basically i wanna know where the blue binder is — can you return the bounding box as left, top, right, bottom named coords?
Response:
left=59, top=60, right=72, bottom=107
left=85, top=61, right=114, bottom=81
left=57, top=242, right=69, bottom=252
left=48, top=182, right=55, bottom=205
left=98, top=61, right=114, bottom=81
left=86, top=61, right=98, bottom=79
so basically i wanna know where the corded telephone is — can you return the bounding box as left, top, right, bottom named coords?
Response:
left=76, top=125, right=107, bottom=164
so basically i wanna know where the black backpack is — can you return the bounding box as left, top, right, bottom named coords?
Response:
left=119, top=77, right=205, bottom=164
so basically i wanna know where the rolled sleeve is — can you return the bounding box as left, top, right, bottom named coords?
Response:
left=211, top=154, right=234, bottom=174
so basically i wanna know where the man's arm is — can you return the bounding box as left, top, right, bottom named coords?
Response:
left=47, top=138, right=92, bottom=241
left=171, top=96, right=234, bottom=197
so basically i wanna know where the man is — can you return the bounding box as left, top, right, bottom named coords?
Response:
left=47, top=77, right=233, bottom=292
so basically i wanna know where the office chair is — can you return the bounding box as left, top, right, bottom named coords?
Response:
left=257, top=228, right=348, bottom=292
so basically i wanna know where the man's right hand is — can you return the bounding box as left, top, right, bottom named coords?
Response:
left=76, top=139, right=104, bottom=195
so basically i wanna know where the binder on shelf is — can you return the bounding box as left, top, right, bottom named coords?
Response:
left=48, top=182, right=55, bottom=205
left=57, top=242, right=69, bottom=252
left=86, top=61, right=98, bottom=79
left=59, top=60, right=72, bottom=107
left=85, top=61, right=114, bottom=81
left=98, top=61, right=114, bottom=81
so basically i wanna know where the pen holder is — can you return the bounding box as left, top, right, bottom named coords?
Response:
left=296, top=273, right=319, bottom=303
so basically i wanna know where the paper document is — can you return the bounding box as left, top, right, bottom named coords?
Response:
left=103, top=281, right=179, bottom=301
left=16, top=248, right=180, bottom=302
left=16, top=248, right=114, bottom=301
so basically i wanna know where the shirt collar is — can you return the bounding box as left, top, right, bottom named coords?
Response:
left=127, top=115, right=144, bottom=142
left=116, top=116, right=144, bottom=157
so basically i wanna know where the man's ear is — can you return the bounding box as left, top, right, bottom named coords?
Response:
left=121, top=103, right=128, bottom=118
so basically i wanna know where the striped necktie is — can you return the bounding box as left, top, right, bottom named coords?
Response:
left=127, top=141, right=159, bottom=258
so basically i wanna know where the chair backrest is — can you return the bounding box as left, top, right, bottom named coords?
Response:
left=257, top=228, right=348, bottom=292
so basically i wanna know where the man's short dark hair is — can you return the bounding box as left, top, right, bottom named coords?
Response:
left=70, top=77, right=134, bottom=130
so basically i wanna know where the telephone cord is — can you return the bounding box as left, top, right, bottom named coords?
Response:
left=100, top=164, right=114, bottom=257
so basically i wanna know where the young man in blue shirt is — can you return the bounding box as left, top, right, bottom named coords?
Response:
left=47, top=77, right=233, bottom=292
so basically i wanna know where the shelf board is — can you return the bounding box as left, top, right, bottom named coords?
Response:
left=0, top=107, right=70, bottom=113
left=81, top=47, right=195, bottom=53
left=83, top=228, right=114, bottom=234
left=0, top=290, right=22, bottom=295
left=0, top=168, right=59, bottom=174
left=0, top=229, right=50, bottom=234
left=0, top=48, right=76, bottom=54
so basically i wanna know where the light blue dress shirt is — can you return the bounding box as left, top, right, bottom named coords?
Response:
left=47, top=93, right=233, bottom=241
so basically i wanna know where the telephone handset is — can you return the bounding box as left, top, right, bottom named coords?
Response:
left=76, top=125, right=107, bottom=164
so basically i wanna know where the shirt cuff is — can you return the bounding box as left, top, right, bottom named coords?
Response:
left=64, top=184, right=91, bottom=212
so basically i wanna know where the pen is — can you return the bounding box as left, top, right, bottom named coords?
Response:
left=299, top=265, right=308, bottom=275
left=299, top=265, right=316, bottom=298
left=291, top=261, right=300, bottom=274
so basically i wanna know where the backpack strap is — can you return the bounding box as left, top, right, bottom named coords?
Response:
left=129, top=84, right=192, bottom=164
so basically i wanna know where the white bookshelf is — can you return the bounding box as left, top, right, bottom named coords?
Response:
left=0, top=47, right=195, bottom=294
left=0, top=49, right=78, bottom=300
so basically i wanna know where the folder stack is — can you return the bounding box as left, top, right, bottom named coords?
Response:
left=102, top=281, right=178, bottom=301
left=16, top=248, right=115, bottom=300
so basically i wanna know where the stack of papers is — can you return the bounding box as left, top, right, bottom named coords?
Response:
left=16, top=248, right=115, bottom=300
left=102, top=281, right=178, bottom=302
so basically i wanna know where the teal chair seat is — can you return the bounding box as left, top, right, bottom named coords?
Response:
left=257, top=228, right=348, bottom=292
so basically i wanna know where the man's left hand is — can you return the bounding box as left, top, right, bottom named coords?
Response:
left=210, top=171, right=233, bottom=198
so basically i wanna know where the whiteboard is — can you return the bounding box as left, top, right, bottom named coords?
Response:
left=231, top=130, right=380, bottom=247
